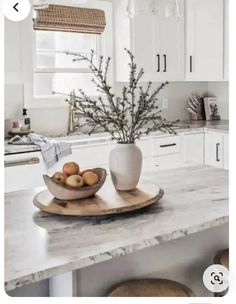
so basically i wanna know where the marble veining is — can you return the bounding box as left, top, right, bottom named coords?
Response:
left=5, top=166, right=229, bottom=291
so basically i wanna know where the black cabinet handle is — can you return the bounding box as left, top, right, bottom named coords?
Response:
left=190, top=56, right=193, bottom=73
left=157, top=54, right=160, bottom=72
left=160, top=143, right=177, bottom=148
left=216, top=143, right=220, bottom=162
left=163, top=54, right=167, bottom=72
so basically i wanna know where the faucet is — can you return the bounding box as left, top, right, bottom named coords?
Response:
left=67, top=91, right=80, bottom=135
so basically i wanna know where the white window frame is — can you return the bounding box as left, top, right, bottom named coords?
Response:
left=32, top=31, right=102, bottom=99
left=22, top=0, right=113, bottom=109
left=33, top=34, right=102, bottom=74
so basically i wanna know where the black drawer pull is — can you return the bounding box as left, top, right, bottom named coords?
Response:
left=190, top=56, right=193, bottom=73
left=163, top=54, right=167, bottom=72
left=160, top=143, right=177, bottom=148
left=216, top=143, right=220, bottom=162
left=157, top=54, right=160, bottom=72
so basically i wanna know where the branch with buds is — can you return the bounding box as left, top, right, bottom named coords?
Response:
left=65, top=49, right=179, bottom=143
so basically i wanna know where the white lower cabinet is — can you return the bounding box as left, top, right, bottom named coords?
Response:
left=49, top=142, right=116, bottom=173
left=4, top=152, right=46, bottom=192
left=223, top=134, right=229, bottom=170
left=182, top=133, right=204, bottom=166
left=152, top=154, right=182, bottom=170
left=5, top=131, right=229, bottom=192
left=136, top=138, right=152, bottom=172
left=205, top=132, right=224, bottom=168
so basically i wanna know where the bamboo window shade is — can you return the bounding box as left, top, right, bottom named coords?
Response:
left=33, top=5, right=106, bottom=34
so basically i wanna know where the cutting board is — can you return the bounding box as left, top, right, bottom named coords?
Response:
left=33, top=181, right=164, bottom=217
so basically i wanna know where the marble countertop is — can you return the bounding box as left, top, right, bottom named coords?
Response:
left=5, top=165, right=229, bottom=291
left=4, top=120, right=229, bottom=156
left=181, top=119, right=229, bottom=133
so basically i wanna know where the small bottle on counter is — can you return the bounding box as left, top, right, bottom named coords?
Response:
left=21, top=108, right=31, bottom=131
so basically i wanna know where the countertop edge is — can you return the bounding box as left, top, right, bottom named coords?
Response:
left=4, top=125, right=229, bottom=156
left=4, top=215, right=229, bottom=291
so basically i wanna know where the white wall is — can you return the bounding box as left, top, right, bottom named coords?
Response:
left=4, top=84, right=70, bottom=137
left=115, top=81, right=209, bottom=122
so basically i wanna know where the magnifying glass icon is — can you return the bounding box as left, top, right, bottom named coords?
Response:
left=214, top=275, right=220, bottom=282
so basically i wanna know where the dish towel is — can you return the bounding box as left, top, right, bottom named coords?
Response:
left=28, top=134, right=72, bottom=168
left=8, top=134, right=72, bottom=168
left=8, top=135, right=33, bottom=145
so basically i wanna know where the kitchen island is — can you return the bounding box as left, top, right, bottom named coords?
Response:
left=5, top=165, right=228, bottom=296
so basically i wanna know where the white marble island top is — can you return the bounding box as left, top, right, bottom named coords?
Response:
left=5, top=166, right=229, bottom=291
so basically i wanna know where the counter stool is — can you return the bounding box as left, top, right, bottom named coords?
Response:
left=214, top=248, right=229, bottom=297
left=106, top=279, right=194, bottom=297
left=214, top=248, right=229, bottom=269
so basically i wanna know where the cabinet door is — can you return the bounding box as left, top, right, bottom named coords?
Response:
left=157, top=0, right=184, bottom=80
left=183, top=133, right=204, bottom=166
left=223, top=134, right=229, bottom=170
left=186, top=0, right=224, bottom=81
left=205, top=133, right=223, bottom=168
left=114, top=0, right=184, bottom=82
left=132, top=0, right=158, bottom=81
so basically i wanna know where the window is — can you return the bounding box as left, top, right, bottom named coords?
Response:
left=22, top=1, right=113, bottom=108
left=33, top=30, right=101, bottom=98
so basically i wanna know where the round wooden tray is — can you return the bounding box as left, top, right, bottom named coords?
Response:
left=33, top=181, right=164, bottom=217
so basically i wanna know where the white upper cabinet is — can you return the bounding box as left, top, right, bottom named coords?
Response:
left=114, top=0, right=226, bottom=82
left=114, top=0, right=184, bottom=82
left=132, top=1, right=157, bottom=81
left=185, top=0, right=224, bottom=81
left=156, top=0, right=185, bottom=81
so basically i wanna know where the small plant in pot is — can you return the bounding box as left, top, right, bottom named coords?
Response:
left=65, top=49, right=179, bottom=191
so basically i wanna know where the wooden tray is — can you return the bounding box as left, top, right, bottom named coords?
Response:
left=33, top=181, right=164, bottom=217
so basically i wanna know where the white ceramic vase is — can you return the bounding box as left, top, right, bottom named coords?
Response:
left=109, top=143, right=142, bottom=191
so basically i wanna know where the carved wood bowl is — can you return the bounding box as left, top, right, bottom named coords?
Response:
left=43, top=168, right=107, bottom=201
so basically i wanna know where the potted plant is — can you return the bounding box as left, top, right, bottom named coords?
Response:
left=65, top=49, right=178, bottom=191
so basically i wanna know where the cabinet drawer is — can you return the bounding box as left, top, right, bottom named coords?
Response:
left=152, top=136, right=180, bottom=156
left=4, top=152, right=46, bottom=192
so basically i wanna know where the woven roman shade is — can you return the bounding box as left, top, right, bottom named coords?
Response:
left=33, top=5, right=106, bottom=34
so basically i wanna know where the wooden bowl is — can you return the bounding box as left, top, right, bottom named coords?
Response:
left=43, top=168, right=107, bottom=200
